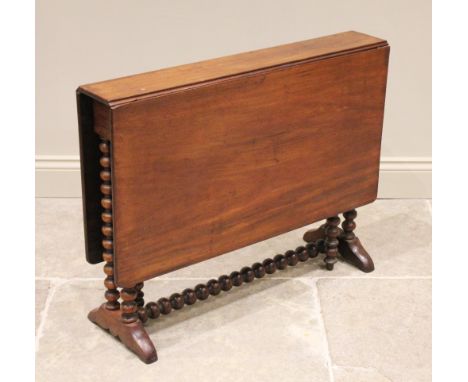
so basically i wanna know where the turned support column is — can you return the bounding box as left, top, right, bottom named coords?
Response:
left=324, top=216, right=340, bottom=270
left=135, top=282, right=145, bottom=306
left=121, top=287, right=139, bottom=324
left=99, top=140, right=120, bottom=310
left=338, top=209, right=375, bottom=273
left=341, top=210, right=357, bottom=240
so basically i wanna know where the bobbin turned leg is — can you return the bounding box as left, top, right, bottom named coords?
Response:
left=87, top=139, right=157, bottom=364
left=324, top=216, right=340, bottom=270
left=135, top=282, right=145, bottom=307
left=338, top=209, right=374, bottom=273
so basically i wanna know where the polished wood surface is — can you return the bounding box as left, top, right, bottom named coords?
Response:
left=79, top=31, right=386, bottom=105
left=77, top=31, right=389, bottom=287
left=112, top=47, right=388, bottom=286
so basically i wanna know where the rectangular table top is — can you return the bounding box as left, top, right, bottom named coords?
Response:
left=79, top=31, right=386, bottom=106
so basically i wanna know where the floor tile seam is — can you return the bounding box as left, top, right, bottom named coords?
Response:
left=311, top=278, right=336, bottom=382
left=35, top=279, right=65, bottom=351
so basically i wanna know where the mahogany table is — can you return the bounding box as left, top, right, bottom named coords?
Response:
left=77, top=31, right=390, bottom=363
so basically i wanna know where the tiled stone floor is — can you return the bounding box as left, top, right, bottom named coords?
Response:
left=36, top=199, right=432, bottom=382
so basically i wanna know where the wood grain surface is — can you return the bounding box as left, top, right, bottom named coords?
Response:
left=79, top=31, right=386, bottom=105
left=108, top=45, right=389, bottom=286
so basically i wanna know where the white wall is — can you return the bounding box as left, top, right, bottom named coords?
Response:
left=36, top=0, right=431, bottom=197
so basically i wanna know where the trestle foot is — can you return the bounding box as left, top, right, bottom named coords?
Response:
left=88, top=304, right=158, bottom=364
left=303, top=209, right=374, bottom=273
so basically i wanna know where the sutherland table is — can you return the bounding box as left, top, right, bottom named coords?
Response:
left=77, top=31, right=390, bottom=364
